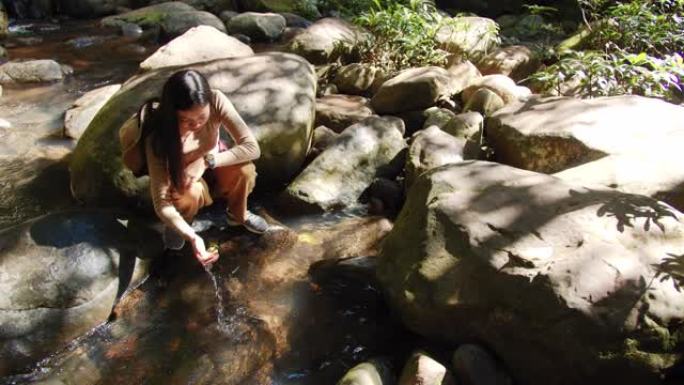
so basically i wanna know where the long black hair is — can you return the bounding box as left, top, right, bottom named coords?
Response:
left=145, top=69, right=212, bottom=191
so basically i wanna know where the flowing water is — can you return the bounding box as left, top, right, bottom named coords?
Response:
left=0, top=19, right=159, bottom=228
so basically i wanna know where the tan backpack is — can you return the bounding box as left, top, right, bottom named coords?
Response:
left=119, top=101, right=157, bottom=177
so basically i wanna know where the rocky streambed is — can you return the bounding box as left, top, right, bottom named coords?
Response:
left=2, top=4, right=684, bottom=385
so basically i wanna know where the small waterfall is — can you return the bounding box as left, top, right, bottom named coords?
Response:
left=204, top=265, right=229, bottom=327
left=203, top=263, right=250, bottom=340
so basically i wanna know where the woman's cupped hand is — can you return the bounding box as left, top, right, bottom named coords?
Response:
left=190, top=234, right=219, bottom=267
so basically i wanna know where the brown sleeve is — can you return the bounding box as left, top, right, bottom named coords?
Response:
left=211, top=90, right=261, bottom=167
left=145, top=136, right=196, bottom=240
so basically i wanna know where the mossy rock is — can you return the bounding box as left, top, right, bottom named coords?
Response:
left=101, top=2, right=226, bottom=39
left=70, top=52, right=316, bottom=207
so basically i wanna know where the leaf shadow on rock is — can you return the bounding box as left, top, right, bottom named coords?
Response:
left=405, top=162, right=684, bottom=384
left=654, top=253, right=684, bottom=292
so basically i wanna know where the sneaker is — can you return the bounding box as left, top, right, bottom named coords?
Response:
left=226, top=210, right=269, bottom=233
left=163, top=226, right=185, bottom=250
left=244, top=212, right=270, bottom=234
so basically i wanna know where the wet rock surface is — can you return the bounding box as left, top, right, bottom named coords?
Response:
left=3, top=214, right=412, bottom=385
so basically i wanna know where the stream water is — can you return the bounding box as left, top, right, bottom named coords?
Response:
left=0, top=20, right=421, bottom=385
left=0, top=19, right=157, bottom=228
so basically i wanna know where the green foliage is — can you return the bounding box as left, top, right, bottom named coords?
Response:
left=583, top=0, right=684, bottom=56
left=352, top=0, right=451, bottom=73
left=530, top=49, right=684, bottom=102
left=318, top=0, right=452, bottom=74
left=531, top=0, right=684, bottom=103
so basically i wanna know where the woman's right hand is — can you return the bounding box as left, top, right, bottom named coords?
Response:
left=190, top=234, right=219, bottom=266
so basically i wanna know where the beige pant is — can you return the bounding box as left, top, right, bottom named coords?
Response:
left=172, top=162, right=256, bottom=224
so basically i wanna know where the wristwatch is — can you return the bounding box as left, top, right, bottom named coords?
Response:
left=204, top=153, right=216, bottom=169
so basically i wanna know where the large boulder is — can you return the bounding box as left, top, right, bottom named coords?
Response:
left=70, top=52, right=316, bottom=206
left=101, top=2, right=226, bottom=40
left=282, top=116, right=406, bottom=212
left=486, top=95, right=684, bottom=174
left=435, top=17, right=499, bottom=61
left=308, top=124, right=338, bottom=159
left=64, top=84, right=122, bottom=140
left=139, top=25, right=253, bottom=71
left=286, top=17, right=369, bottom=65
left=377, top=160, right=684, bottom=385
left=226, top=12, right=286, bottom=42
left=315, top=94, right=375, bottom=133
left=0, top=60, right=67, bottom=84
left=0, top=210, right=150, bottom=376
left=371, top=67, right=461, bottom=115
